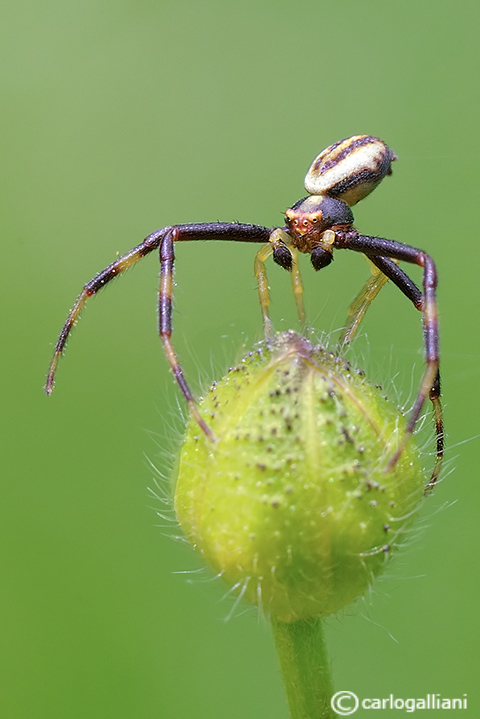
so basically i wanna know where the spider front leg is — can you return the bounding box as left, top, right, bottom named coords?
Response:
left=45, top=228, right=166, bottom=394
left=159, top=221, right=270, bottom=438
left=159, top=227, right=215, bottom=440
left=337, top=231, right=443, bottom=489
left=254, top=229, right=306, bottom=337
left=46, top=220, right=271, bottom=441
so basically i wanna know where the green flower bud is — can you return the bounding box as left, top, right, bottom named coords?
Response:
left=174, top=331, right=425, bottom=622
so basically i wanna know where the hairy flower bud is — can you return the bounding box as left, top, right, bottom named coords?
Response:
left=174, top=331, right=425, bottom=622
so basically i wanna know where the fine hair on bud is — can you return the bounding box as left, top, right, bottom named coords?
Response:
left=174, top=331, right=426, bottom=622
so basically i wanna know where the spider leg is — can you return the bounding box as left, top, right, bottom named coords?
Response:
left=290, top=247, right=307, bottom=328
left=340, top=254, right=424, bottom=346
left=367, top=255, right=442, bottom=489
left=47, top=220, right=271, bottom=438
left=360, top=255, right=442, bottom=488
left=164, top=222, right=270, bottom=436
left=254, top=229, right=306, bottom=336
left=45, top=228, right=166, bottom=394
left=339, top=257, right=393, bottom=345
left=159, top=227, right=215, bottom=440
left=368, top=255, right=423, bottom=308
left=254, top=243, right=274, bottom=336
left=336, top=232, right=443, bottom=489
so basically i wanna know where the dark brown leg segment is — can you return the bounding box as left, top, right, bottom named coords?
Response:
left=45, top=229, right=166, bottom=394
left=47, top=220, right=271, bottom=437
left=157, top=222, right=270, bottom=439
left=158, top=228, right=215, bottom=440
left=46, top=222, right=270, bottom=397
left=336, top=233, right=443, bottom=489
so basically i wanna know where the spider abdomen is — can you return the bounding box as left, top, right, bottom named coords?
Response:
left=304, top=135, right=397, bottom=207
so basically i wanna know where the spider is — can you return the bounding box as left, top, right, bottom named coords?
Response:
left=46, top=134, right=443, bottom=489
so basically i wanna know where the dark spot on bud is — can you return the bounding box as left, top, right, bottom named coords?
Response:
left=341, top=426, right=354, bottom=443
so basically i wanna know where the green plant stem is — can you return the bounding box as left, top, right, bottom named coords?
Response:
left=271, top=617, right=334, bottom=719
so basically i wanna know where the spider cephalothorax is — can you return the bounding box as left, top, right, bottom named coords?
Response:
left=283, top=195, right=353, bottom=268
left=46, top=134, right=443, bottom=489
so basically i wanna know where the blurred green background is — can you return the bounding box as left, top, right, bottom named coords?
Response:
left=2, top=1, right=479, bottom=716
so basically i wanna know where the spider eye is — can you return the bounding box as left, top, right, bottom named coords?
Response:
left=311, top=246, right=333, bottom=271
left=273, top=245, right=293, bottom=271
